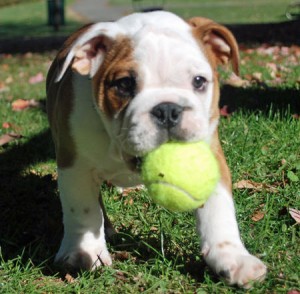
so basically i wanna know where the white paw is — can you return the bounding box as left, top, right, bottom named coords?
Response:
left=55, top=247, right=112, bottom=271
left=203, top=242, right=267, bottom=288
left=55, top=232, right=112, bottom=271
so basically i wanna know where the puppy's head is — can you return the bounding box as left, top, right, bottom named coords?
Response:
left=55, top=11, right=239, bottom=170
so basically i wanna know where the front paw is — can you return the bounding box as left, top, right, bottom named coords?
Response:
left=55, top=248, right=112, bottom=272
left=55, top=233, right=112, bottom=272
left=204, top=243, right=267, bottom=288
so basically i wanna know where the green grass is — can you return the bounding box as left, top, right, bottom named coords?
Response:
left=0, top=0, right=81, bottom=39
left=0, top=47, right=299, bottom=292
left=1, top=1, right=299, bottom=292
left=112, top=0, right=291, bottom=24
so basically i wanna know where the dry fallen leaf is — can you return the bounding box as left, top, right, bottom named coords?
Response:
left=121, top=185, right=144, bottom=196
left=28, top=72, right=44, bottom=84
left=287, top=290, right=300, bottom=294
left=220, top=105, right=231, bottom=117
left=5, top=76, right=13, bottom=84
left=2, top=122, right=11, bottom=129
left=251, top=72, right=263, bottom=82
left=12, top=99, right=41, bottom=111
left=289, top=208, right=300, bottom=224
left=251, top=210, right=265, bottom=222
left=113, top=251, right=130, bottom=261
left=224, top=72, right=250, bottom=87
left=64, top=273, right=75, bottom=284
left=0, top=81, right=9, bottom=93
left=233, top=179, right=278, bottom=193
left=0, top=133, right=22, bottom=146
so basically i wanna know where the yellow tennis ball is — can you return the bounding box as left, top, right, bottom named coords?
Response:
left=142, top=141, right=220, bottom=212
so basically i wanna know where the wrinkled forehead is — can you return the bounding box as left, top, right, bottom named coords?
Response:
left=132, top=26, right=206, bottom=61
left=117, top=11, right=191, bottom=35
left=119, top=11, right=202, bottom=53
left=129, top=28, right=212, bottom=86
left=116, top=12, right=212, bottom=81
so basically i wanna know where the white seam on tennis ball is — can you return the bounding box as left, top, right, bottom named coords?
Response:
left=152, top=181, right=199, bottom=201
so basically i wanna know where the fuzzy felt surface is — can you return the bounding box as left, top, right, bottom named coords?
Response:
left=142, top=141, right=220, bottom=212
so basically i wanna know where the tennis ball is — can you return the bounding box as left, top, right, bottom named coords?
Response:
left=141, top=141, right=220, bottom=212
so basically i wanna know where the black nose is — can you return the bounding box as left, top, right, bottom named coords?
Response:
left=151, top=102, right=183, bottom=128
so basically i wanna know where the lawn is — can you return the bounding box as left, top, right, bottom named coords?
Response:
left=112, top=0, right=291, bottom=24
left=0, top=1, right=300, bottom=292
left=0, top=47, right=299, bottom=293
left=0, top=0, right=81, bottom=39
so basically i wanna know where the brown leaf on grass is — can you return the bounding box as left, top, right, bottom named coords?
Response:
left=251, top=210, right=265, bottom=222
left=28, top=72, right=44, bottom=84
left=2, top=122, right=11, bottom=129
left=251, top=72, right=263, bottom=82
left=115, top=270, right=128, bottom=281
left=5, top=76, right=13, bottom=84
left=150, top=226, right=158, bottom=231
left=2, top=64, right=9, bottom=71
left=266, top=62, right=277, bottom=75
left=289, top=208, right=300, bottom=224
left=0, top=81, right=9, bottom=93
left=121, top=185, right=144, bottom=196
left=224, top=72, right=250, bottom=87
left=64, top=273, right=75, bottom=283
left=233, top=179, right=278, bottom=193
left=12, top=99, right=41, bottom=111
left=124, top=197, right=134, bottom=205
left=2, top=122, right=22, bottom=132
left=113, top=251, right=131, bottom=261
left=220, top=105, right=231, bottom=117
left=0, top=133, right=22, bottom=146
left=251, top=211, right=265, bottom=222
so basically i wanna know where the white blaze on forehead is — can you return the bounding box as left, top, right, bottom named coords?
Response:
left=118, top=11, right=213, bottom=88
left=117, top=11, right=190, bottom=35
left=132, top=29, right=213, bottom=88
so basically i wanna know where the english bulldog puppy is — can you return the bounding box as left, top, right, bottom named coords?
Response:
left=46, top=11, right=267, bottom=288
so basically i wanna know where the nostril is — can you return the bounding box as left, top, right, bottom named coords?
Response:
left=170, top=106, right=182, bottom=122
left=151, top=107, right=167, bottom=124
left=151, top=102, right=183, bottom=128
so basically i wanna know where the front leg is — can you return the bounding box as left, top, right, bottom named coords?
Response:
left=195, top=183, right=267, bottom=288
left=55, top=161, right=112, bottom=271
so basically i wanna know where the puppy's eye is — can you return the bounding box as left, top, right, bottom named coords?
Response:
left=113, top=77, right=136, bottom=98
left=192, top=76, right=207, bottom=91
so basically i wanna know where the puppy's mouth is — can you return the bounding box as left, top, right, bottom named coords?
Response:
left=125, top=155, right=143, bottom=173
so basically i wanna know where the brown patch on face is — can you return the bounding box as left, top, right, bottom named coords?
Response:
left=92, top=36, right=138, bottom=118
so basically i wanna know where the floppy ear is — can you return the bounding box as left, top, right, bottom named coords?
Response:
left=55, top=23, right=124, bottom=82
left=188, top=17, right=239, bottom=75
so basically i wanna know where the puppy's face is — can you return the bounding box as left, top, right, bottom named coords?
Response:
left=55, top=12, right=238, bottom=170
left=119, top=28, right=215, bottom=156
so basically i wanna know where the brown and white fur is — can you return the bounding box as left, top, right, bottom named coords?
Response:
left=46, top=11, right=267, bottom=288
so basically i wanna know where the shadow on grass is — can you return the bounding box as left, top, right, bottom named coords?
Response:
left=220, top=85, right=300, bottom=115
left=109, top=226, right=209, bottom=283
left=0, top=85, right=298, bottom=278
left=227, top=19, right=300, bottom=46
left=0, top=129, right=62, bottom=267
